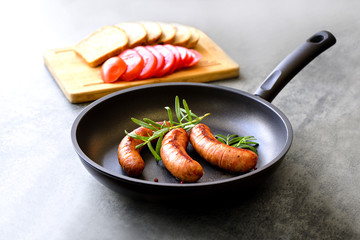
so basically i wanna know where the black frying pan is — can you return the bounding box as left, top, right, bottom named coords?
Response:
left=71, top=31, right=336, bottom=201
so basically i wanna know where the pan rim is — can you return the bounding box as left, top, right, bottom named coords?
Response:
left=71, top=82, right=293, bottom=189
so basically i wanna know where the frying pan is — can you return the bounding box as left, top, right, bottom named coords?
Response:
left=71, top=31, right=336, bottom=201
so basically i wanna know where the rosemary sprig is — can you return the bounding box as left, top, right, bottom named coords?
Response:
left=215, top=134, right=259, bottom=154
left=125, top=96, right=210, bottom=162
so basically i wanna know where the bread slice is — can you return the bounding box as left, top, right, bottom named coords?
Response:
left=157, top=22, right=176, bottom=44
left=115, top=22, right=147, bottom=48
left=171, top=23, right=191, bottom=47
left=186, top=26, right=200, bottom=48
left=74, top=26, right=128, bottom=67
left=138, top=21, right=162, bottom=44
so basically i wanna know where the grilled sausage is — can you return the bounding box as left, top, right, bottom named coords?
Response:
left=160, top=128, right=204, bottom=182
left=189, top=124, right=258, bottom=173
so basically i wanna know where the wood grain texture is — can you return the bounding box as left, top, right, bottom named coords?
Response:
left=43, top=31, right=239, bottom=103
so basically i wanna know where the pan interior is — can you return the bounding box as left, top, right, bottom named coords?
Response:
left=74, top=83, right=291, bottom=184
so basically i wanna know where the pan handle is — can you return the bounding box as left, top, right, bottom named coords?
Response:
left=254, top=30, right=336, bottom=102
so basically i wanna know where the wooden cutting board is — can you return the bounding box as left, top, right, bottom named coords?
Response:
left=44, top=31, right=239, bottom=103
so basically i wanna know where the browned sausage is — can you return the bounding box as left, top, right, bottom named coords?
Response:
left=118, top=126, right=154, bottom=176
left=189, top=124, right=258, bottom=173
left=160, top=128, right=204, bottom=182
left=118, top=121, right=171, bottom=176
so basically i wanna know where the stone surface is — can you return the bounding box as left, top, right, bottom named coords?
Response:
left=1, top=0, right=359, bottom=239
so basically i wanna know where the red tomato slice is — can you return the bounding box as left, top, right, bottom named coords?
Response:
left=119, top=49, right=144, bottom=81
left=185, top=49, right=202, bottom=67
left=134, top=46, right=158, bottom=79
left=145, top=46, right=165, bottom=77
left=153, top=45, right=175, bottom=77
left=175, top=46, right=191, bottom=69
left=101, top=57, right=127, bottom=83
left=164, top=44, right=181, bottom=72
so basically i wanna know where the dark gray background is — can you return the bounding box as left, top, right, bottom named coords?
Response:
left=1, top=0, right=359, bottom=239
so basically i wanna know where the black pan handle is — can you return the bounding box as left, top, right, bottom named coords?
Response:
left=254, top=30, right=336, bottom=102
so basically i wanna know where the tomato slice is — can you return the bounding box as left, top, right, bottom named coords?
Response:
left=118, top=49, right=144, bottom=81
left=175, top=46, right=191, bottom=69
left=153, top=45, right=175, bottom=77
left=101, top=57, right=127, bottom=83
left=164, top=44, right=181, bottom=73
left=134, top=46, right=158, bottom=79
left=184, top=49, right=202, bottom=67
left=145, top=46, right=165, bottom=77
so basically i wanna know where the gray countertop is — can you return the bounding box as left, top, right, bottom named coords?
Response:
left=1, top=0, right=359, bottom=239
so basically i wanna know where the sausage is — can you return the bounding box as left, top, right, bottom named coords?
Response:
left=118, top=126, right=154, bottom=176
left=118, top=121, right=171, bottom=176
left=160, top=128, right=204, bottom=182
left=189, top=124, right=258, bottom=173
